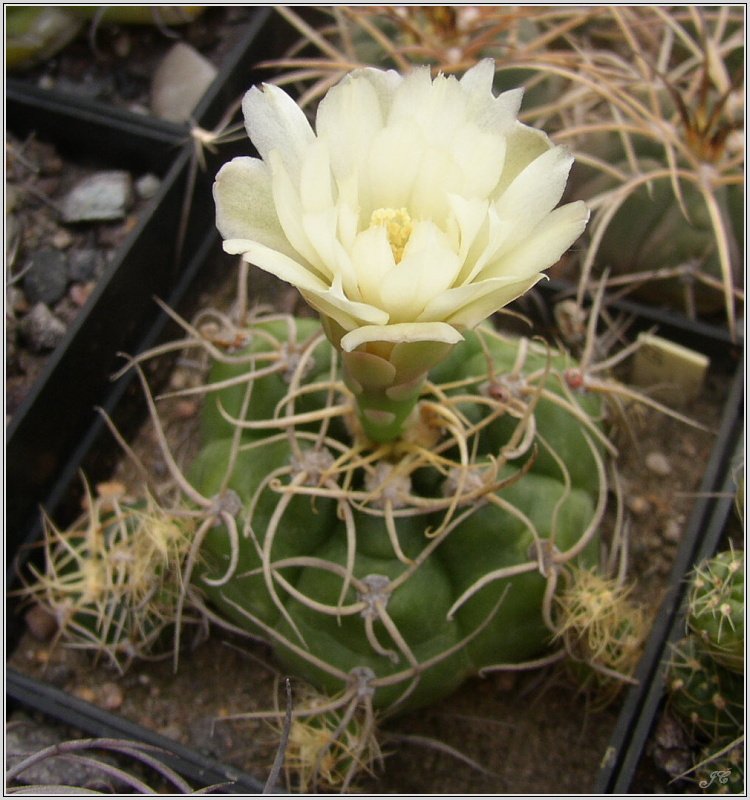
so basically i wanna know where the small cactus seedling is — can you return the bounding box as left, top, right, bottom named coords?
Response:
left=553, top=565, right=648, bottom=703
left=687, top=549, right=745, bottom=675
left=17, top=482, right=201, bottom=672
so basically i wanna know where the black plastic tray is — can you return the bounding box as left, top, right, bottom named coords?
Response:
left=6, top=7, right=274, bottom=567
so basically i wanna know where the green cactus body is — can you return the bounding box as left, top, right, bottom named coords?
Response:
left=188, top=317, right=606, bottom=715
left=666, top=636, right=744, bottom=741
left=687, top=550, right=745, bottom=674
left=200, top=317, right=335, bottom=443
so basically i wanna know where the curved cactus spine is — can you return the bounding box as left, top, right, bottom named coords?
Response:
left=687, top=549, right=745, bottom=675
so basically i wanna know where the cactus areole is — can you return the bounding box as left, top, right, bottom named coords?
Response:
left=194, top=62, right=602, bottom=715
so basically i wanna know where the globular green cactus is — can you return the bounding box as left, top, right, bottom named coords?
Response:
left=666, top=635, right=744, bottom=741
left=184, top=312, right=607, bottom=719
left=687, top=550, right=745, bottom=675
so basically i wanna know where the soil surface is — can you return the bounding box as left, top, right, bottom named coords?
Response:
left=8, top=253, right=732, bottom=794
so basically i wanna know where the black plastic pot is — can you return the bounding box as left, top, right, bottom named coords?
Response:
left=5, top=14, right=745, bottom=790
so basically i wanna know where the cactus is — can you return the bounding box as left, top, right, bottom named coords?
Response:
left=666, top=635, right=744, bottom=741
left=687, top=550, right=745, bottom=675
left=181, top=312, right=608, bottom=718
left=552, top=566, right=648, bottom=703
left=661, top=549, right=744, bottom=792
left=18, top=484, right=201, bottom=671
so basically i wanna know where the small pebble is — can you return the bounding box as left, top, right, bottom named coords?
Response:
left=7, top=285, right=28, bottom=314
left=175, top=399, right=199, bottom=419
left=74, top=686, right=97, bottom=704
left=646, top=451, right=672, bottom=476
left=18, top=303, right=67, bottom=352
left=151, top=42, right=218, bottom=123
left=158, top=723, right=183, bottom=741
left=69, top=281, right=96, bottom=308
left=99, top=682, right=124, bottom=711
left=25, top=604, right=58, bottom=641
left=135, top=173, right=161, bottom=200
left=67, top=248, right=103, bottom=283
left=51, top=228, right=74, bottom=249
left=61, top=170, right=134, bottom=223
left=22, top=248, right=69, bottom=306
left=662, top=519, right=682, bottom=544
left=627, top=495, right=650, bottom=516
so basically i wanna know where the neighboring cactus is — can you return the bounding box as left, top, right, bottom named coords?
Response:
left=6, top=6, right=204, bottom=71
left=687, top=550, right=745, bottom=675
left=661, top=548, right=744, bottom=793
left=666, top=635, right=744, bottom=741
left=552, top=566, right=648, bottom=703
left=262, top=682, right=382, bottom=793
left=18, top=484, right=200, bottom=671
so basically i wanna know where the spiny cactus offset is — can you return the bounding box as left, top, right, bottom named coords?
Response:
left=552, top=566, right=648, bottom=703
left=687, top=550, right=745, bottom=675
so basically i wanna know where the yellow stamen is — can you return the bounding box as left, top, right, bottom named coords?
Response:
left=370, top=207, right=413, bottom=263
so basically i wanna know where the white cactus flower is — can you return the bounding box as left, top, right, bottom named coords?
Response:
left=214, top=60, right=588, bottom=355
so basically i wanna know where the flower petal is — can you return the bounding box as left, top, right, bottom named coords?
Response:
left=483, top=200, right=590, bottom=281
left=421, top=274, right=544, bottom=328
left=267, top=151, right=330, bottom=280
left=493, top=145, right=575, bottom=244
left=380, top=222, right=461, bottom=322
left=316, top=67, right=399, bottom=180
left=340, top=321, right=462, bottom=352
left=494, top=121, right=553, bottom=196
left=242, top=83, right=315, bottom=177
left=351, top=224, right=397, bottom=307
left=213, top=157, right=295, bottom=257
